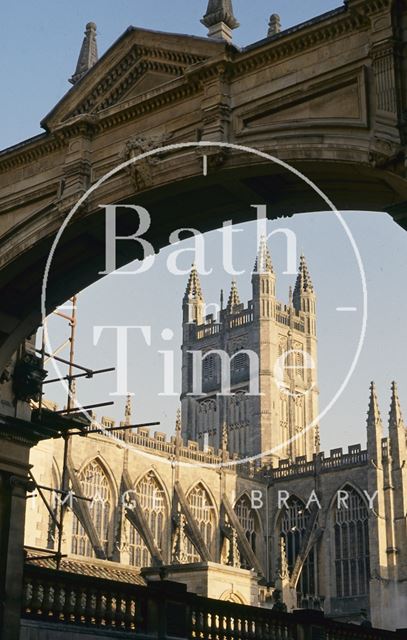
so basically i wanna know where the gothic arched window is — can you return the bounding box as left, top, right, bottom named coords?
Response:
left=280, top=497, right=317, bottom=597
left=186, top=484, right=215, bottom=562
left=235, top=495, right=257, bottom=568
left=71, top=460, right=111, bottom=557
left=128, top=472, right=166, bottom=567
left=334, top=487, right=370, bottom=597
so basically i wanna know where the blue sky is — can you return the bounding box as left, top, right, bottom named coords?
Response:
left=3, top=1, right=407, bottom=454
left=1, top=1, right=340, bottom=150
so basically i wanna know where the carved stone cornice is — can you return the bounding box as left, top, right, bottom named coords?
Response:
left=233, top=11, right=370, bottom=79
left=68, top=45, right=208, bottom=120
left=0, top=0, right=397, bottom=175
left=345, top=0, right=392, bottom=16
left=0, top=135, right=66, bottom=173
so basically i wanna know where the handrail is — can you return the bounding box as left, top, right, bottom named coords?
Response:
left=22, top=564, right=403, bottom=639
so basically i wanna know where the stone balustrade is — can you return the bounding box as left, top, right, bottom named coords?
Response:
left=22, top=564, right=405, bottom=639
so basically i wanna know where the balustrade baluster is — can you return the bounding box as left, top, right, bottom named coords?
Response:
left=51, top=581, right=64, bottom=622
left=105, top=591, right=115, bottom=627
left=64, top=584, right=76, bottom=623
left=30, top=578, right=43, bottom=615
left=203, top=607, right=211, bottom=639
left=42, top=582, right=55, bottom=618
left=84, top=586, right=96, bottom=625
left=73, top=584, right=85, bottom=624
left=114, top=592, right=125, bottom=629
left=22, top=577, right=32, bottom=613
left=94, top=589, right=105, bottom=626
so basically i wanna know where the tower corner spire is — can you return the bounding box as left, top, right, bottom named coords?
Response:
left=183, top=264, right=205, bottom=324
left=293, top=254, right=315, bottom=311
left=201, top=0, right=239, bottom=43
left=253, top=236, right=274, bottom=275
left=69, top=22, right=98, bottom=85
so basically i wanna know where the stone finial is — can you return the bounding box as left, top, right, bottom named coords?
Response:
left=253, top=235, right=274, bottom=274
left=288, top=285, right=293, bottom=306
left=201, top=0, right=239, bottom=43
left=228, top=529, right=241, bottom=568
left=222, top=421, right=228, bottom=450
left=278, top=536, right=289, bottom=579
left=227, top=279, right=241, bottom=312
left=268, top=14, right=281, bottom=37
left=70, top=22, right=98, bottom=85
left=175, top=408, right=181, bottom=436
left=124, top=394, right=132, bottom=426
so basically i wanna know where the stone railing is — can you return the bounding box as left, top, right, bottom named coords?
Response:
left=22, top=564, right=404, bottom=639
left=261, top=445, right=369, bottom=481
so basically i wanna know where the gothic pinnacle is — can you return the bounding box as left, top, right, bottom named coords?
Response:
left=175, top=408, right=181, bottom=436
left=70, top=22, right=98, bottom=85
left=227, top=279, right=241, bottom=311
left=293, top=254, right=314, bottom=310
left=201, top=0, right=239, bottom=43
left=124, top=394, right=132, bottom=427
left=389, top=381, right=404, bottom=429
left=184, top=264, right=204, bottom=302
left=367, top=382, right=382, bottom=427
left=388, top=381, right=406, bottom=465
left=253, top=236, right=274, bottom=274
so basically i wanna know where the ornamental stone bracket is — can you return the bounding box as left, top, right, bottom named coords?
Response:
left=121, top=132, right=173, bottom=191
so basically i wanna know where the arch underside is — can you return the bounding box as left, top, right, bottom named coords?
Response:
left=1, top=155, right=406, bottom=369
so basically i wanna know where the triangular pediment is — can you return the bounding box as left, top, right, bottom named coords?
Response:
left=42, top=28, right=224, bottom=131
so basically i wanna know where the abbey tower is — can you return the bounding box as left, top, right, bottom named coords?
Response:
left=180, top=239, right=320, bottom=463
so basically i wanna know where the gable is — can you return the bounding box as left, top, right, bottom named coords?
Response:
left=42, top=28, right=224, bottom=131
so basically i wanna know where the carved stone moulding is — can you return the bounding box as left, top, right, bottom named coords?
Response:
left=121, top=132, right=173, bottom=190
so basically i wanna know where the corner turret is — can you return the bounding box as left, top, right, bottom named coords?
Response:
left=252, top=236, right=276, bottom=319
left=183, top=264, right=205, bottom=325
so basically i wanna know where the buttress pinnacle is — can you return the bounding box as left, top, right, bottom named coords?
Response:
left=367, top=381, right=382, bottom=428
left=389, top=381, right=404, bottom=429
